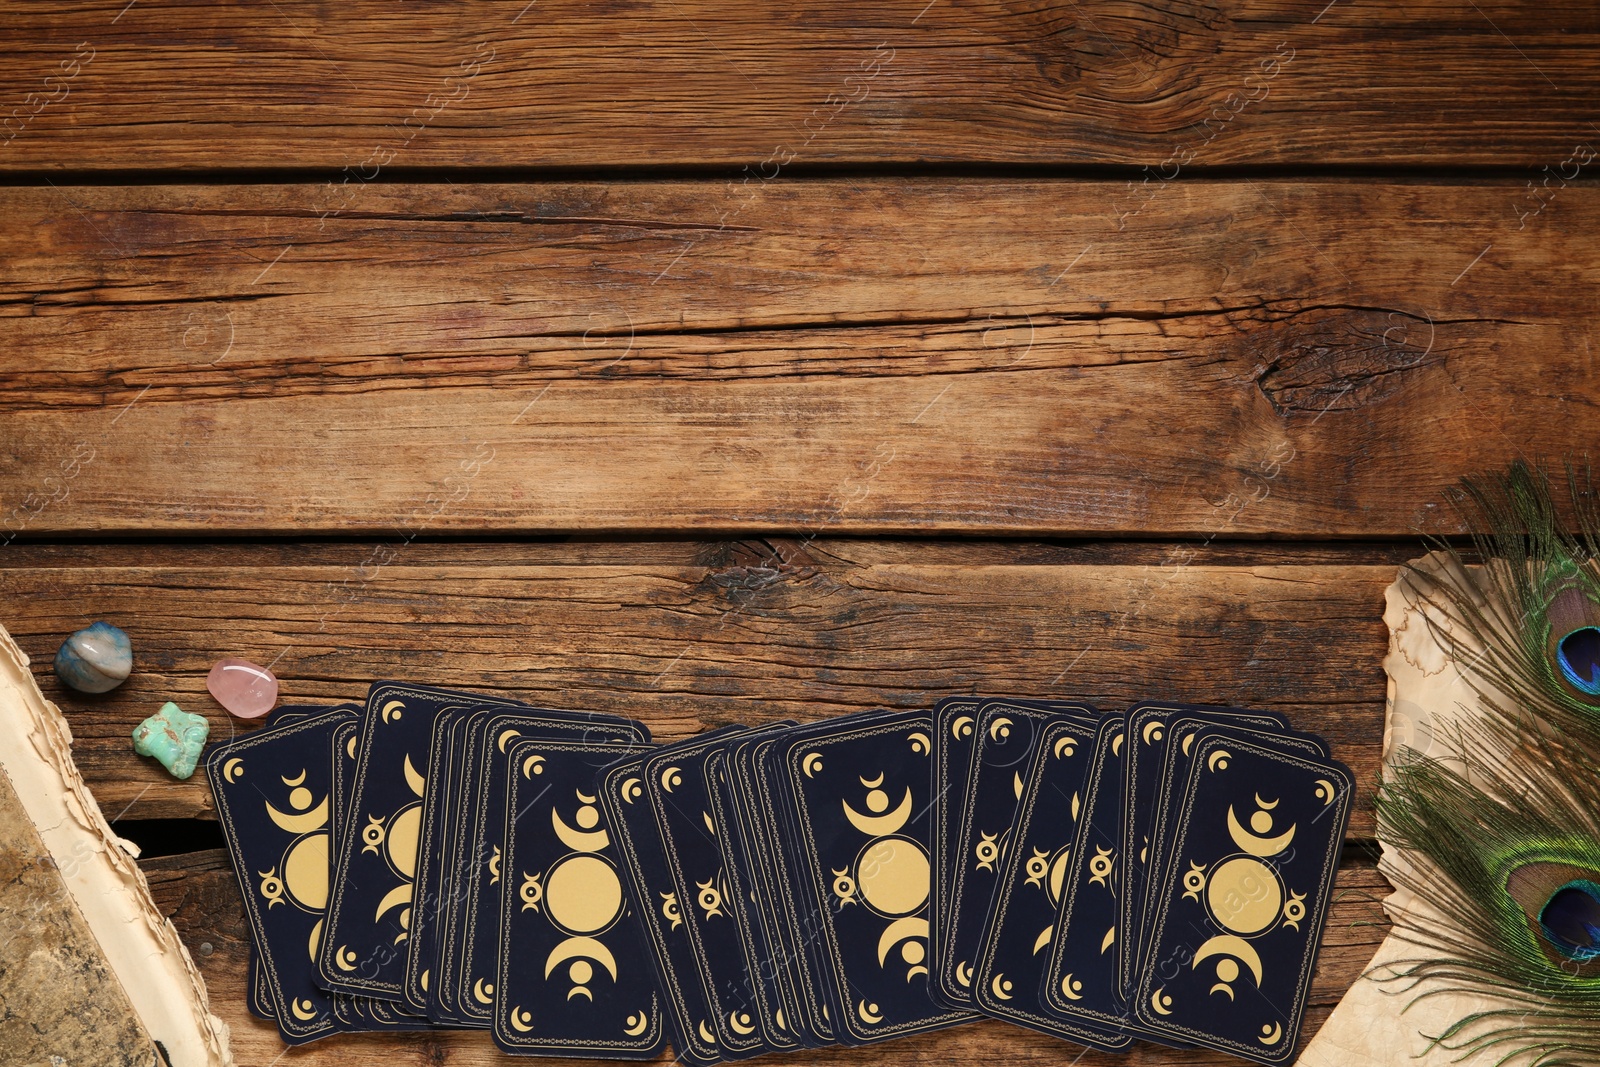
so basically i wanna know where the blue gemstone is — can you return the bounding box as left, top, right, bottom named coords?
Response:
left=1540, top=879, right=1600, bottom=961
left=1556, top=626, right=1600, bottom=696
left=53, top=621, right=133, bottom=694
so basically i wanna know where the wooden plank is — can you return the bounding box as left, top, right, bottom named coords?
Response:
left=0, top=1, right=1596, bottom=170
left=0, top=541, right=1390, bottom=831
left=142, top=847, right=1391, bottom=1064
left=0, top=179, right=1592, bottom=537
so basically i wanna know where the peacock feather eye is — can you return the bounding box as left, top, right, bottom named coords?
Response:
left=1556, top=626, right=1600, bottom=696
left=1505, top=861, right=1600, bottom=976
left=1540, top=879, right=1600, bottom=963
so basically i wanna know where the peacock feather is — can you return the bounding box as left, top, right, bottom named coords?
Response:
left=1374, top=459, right=1600, bottom=1066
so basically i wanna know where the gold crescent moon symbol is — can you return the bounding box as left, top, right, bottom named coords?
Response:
left=266, top=796, right=329, bottom=835
left=1072, top=791, right=1081, bottom=821
left=552, top=807, right=610, bottom=852
left=498, top=728, right=522, bottom=753
left=1100, top=926, right=1116, bottom=953
left=952, top=715, right=975, bottom=739
left=510, top=1007, right=534, bottom=1033
left=623, top=1011, right=649, bottom=1037
left=308, top=918, right=323, bottom=963
left=660, top=765, right=682, bottom=792
left=1207, top=749, right=1232, bottom=772
left=860, top=773, right=884, bottom=788
left=1183, top=733, right=1195, bottom=756
left=876, top=916, right=930, bottom=965
left=622, top=776, right=642, bottom=802
left=1054, top=736, right=1076, bottom=759
left=989, top=716, right=1013, bottom=741
left=703, top=811, right=716, bottom=836
left=857, top=999, right=884, bottom=1023
left=698, top=1020, right=718, bottom=1045
left=473, top=978, right=495, bottom=1004
left=1111, top=731, right=1124, bottom=756
left=1314, top=778, right=1337, bottom=805
left=544, top=936, right=618, bottom=981
left=1032, top=925, right=1054, bottom=955
left=990, top=974, right=1014, bottom=1001
left=843, top=787, right=913, bottom=836
left=523, top=753, right=546, bottom=778
left=291, top=998, right=317, bottom=1021
left=907, top=964, right=929, bottom=980
left=335, top=945, right=358, bottom=972
left=1142, top=720, right=1165, bottom=744
left=1060, top=974, right=1084, bottom=1001
left=1227, top=806, right=1296, bottom=856
left=1193, top=935, right=1264, bottom=985
left=381, top=699, right=404, bottom=724
left=729, top=1012, right=756, bottom=1036
left=955, top=962, right=973, bottom=987
left=1151, top=987, right=1173, bottom=1016
left=909, top=731, right=930, bottom=754
left=1210, top=981, right=1235, bottom=999
left=802, top=753, right=823, bottom=777
left=1260, top=1022, right=1284, bottom=1045
left=570, top=986, right=593, bottom=1003
left=375, top=882, right=413, bottom=923
left=1255, top=794, right=1279, bottom=810
left=1013, top=772, right=1023, bottom=800
left=223, top=757, right=244, bottom=783
left=282, top=769, right=307, bottom=787
left=403, top=754, right=425, bottom=798
left=345, top=735, right=357, bottom=759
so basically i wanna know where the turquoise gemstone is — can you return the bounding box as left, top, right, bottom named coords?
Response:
left=132, top=701, right=210, bottom=780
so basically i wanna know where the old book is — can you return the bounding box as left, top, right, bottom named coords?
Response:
left=0, top=623, right=231, bottom=1067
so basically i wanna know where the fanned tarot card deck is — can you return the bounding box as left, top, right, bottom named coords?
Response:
left=210, top=687, right=1352, bottom=1064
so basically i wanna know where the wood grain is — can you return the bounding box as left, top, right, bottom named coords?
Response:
left=0, top=1, right=1596, bottom=170
left=1, top=180, right=1594, bottom=537
left=142, top=847, right=1391, bottom=1065
left=0, top=540, right=1390, bottom=831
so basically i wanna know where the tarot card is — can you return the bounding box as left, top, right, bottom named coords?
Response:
left=322, top=682, right=636, bottom=999
left=207, top=708, right=358, bottom=1043
left=934, top=699, right=1097, bottom=1010
left=971, top=715, right=1131, bottom=1052
left=601, top=755, right=727, bottom=1067
left=452, top=709, right=649, bottom=1027
left=1134, top=716, right=1328, bottom=987
left=1131, top=731, right=1353, bottom=1063
left=492, top=737, right=667, bottom=1058
left=775, top=711, right=973, bottom=1045
left=704, top=744, right=806, bottom=1050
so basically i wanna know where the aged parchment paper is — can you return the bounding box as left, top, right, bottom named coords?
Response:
left=0, top=624, right=231, bottom=1067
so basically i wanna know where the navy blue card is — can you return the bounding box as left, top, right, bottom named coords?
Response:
left=1135, top=716, right=1329, bottom=987
left=455, top=710, right=649, bottom=1027
left=602, top=755, right=725, bottom=1067
left=1038, top=710, right=1135, bottom=1037
left=928, top=695, right=983, bottom=1001
left=972, top=715, right=1131, bottom=1052
left=775, top=711, right=974, bottom=1045
left=492, top=737, right=667, bottom=1057
left=321, top=682, right=636, bottom=1000
left=1131, top=731, right=1353, bottom=1063
left=207, top=708, right=358, bottom=1043
left=704, top=745, right=806, bottom=1051
left=934, top=699, right=1097, bottom=1011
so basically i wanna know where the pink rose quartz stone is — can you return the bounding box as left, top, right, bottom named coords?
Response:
left=206, top=658, right=278, bottom=719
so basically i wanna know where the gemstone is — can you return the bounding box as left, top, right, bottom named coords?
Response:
left=132, top=701, right=210, bottom=779
left=206, top=658, right=278, bottom=719
left=54, top=621, right=133, bottom=693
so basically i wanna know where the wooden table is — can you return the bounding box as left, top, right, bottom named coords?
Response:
left=2, top=2, right=1594, bottom=1063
